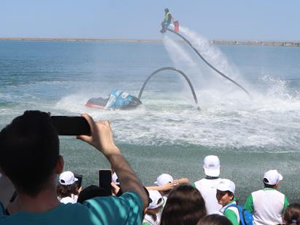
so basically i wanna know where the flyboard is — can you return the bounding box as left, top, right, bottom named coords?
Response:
left=86, top=89, right=142, bottom=110
left=165, top=25, right=251, bottom=98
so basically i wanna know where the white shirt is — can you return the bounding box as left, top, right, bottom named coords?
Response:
left=60, top=195, right=78, bottom=204
left=252, top=189, right=286, bottom=225
left=143, top=213, right=160, bottom=225
left=194, top=178, right=222, bottom=214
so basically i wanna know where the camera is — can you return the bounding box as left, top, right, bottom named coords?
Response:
left=51, top=116, right=91, bottom=136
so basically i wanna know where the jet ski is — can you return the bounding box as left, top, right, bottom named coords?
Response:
left=85, top=89, right=142, bottom=110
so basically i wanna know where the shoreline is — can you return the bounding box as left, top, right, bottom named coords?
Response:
left=0, top=37, right=300, bottom=47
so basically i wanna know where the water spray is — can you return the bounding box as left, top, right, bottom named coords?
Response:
left=166, top=28, right=251, bottom=99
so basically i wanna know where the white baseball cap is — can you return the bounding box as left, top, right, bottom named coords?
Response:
left=263, top=170, right=283, bottom=185
left=217, top=179, right=235, bottom=194
left=148, top=190, right=164, bottom=209
left=203, top=155, right=220, bottom=177
left=154, top=173, right=173, bottom=186
left=59, top=171, right=78, bottom=186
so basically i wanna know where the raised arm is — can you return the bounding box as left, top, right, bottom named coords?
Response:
left=77, top=114, right=148, bottom=209
left=173, top=177, right=189, bottom=185
left=147, top=177, right=189, bottom=191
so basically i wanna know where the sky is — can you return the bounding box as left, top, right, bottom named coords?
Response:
left=0, top=0, right=299, bottom=42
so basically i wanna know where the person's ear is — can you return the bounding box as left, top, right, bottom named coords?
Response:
left=230, top=193, right=234, bottom=201
left=55, top=155, right=64, bottom=174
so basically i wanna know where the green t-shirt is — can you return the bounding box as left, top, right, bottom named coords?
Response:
left=0, top=192, right=142, bottom=225
left=224, top=208, right=239, bottom=225
left=222, top=200, right=239, bottom=225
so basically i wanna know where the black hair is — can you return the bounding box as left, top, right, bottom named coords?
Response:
left=0, top=111, right=59, bottom=196
left=57, top=183, right=79, bottom=199
left=197, top=214, right=232, bottom=225
left=263, top=179, right=277, bottom=188
left=77, top=185, right=110, bottom=203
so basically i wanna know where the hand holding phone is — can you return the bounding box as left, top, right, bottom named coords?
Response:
left=51, top=116, right=91, bottom=136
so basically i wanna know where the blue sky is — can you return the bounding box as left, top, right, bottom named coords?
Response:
left=1, top=0, right=299, bottom=42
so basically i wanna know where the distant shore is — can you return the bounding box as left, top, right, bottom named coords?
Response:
left=0, top=37, right=299, bottom=47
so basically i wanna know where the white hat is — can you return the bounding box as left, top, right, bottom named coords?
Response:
left=148, top=190, right=164, bottom=209
left=217, top=179, right=235, bottom=194
left=112, top=172, right=120, bottom=185
left=203, top=155, right=220, bottom=177
left=59, top=171, right=78, bottom=186
left=263, top=170, right=283, bottom=185
left=154, top=173, right=173, bottom=186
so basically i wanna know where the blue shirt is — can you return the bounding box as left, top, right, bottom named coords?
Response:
left=0, top=192, right=143, bottom=225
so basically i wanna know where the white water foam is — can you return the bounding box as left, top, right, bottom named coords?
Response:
left=54, top=84, right=300, bottom=152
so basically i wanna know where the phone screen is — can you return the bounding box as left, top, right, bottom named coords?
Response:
left=51, top=116, right=90, bottom=136
left=98, top=169, right=112, bottom=195
left=74, top=174, right=83, bottom=189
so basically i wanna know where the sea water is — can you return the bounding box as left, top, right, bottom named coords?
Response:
left=0, top=34, right=300, bottom=204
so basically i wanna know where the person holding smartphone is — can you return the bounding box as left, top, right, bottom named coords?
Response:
left=0, top=110, right=148, bottom=224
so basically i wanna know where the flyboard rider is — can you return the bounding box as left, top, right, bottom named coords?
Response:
left=160, top=8, right=174, bottom=33
left=160, top=8, right=179, bottom=33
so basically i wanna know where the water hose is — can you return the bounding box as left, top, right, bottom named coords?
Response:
left=138, top=67, right=200, bottom=110
left=166, top=28, right=251, bottom=98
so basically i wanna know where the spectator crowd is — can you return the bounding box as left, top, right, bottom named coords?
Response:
left=0, top=110, right=297, bottom=225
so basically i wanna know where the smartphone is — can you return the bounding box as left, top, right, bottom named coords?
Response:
left=98, top=169, right=112, bottom=195
left=51, top=116, right=90, bottom=136
left=74, top=174, right=83, bottom=189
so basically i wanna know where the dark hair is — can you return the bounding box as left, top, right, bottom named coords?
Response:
left=197, top=214, right=232, bottom=225
left=284, top=203, right=300, bottom=225
left=160, top=184, right=207, bottom=225
left=0, top=111, right=59, bottom=196
left=263, top=179, right=277, bottom=188
left=77, top=185, right=111, bottom=203
left=57, top=183, right=79, bottom=199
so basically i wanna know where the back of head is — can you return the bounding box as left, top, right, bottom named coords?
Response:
left=160, top=184, right=207, bottom=225
left=197, top=214, right=232, bottom=225
left=77, top=185, right=110, bottom=203
left=203, top=155, right=220, bottom=177
left=154, top=173, right=173, bottom=186
left=57, top=171, right=79, bottom=198
left=284, top=203, right=300, bottom=225
left=0, top=111, right=59, bottom=196
left=147, top=190, right=163, bottom=210
left=263, top=169, right=283, bottom=188
left=154, top=173, right=174, bottom=196
left=164, top=8, right=169, bottom=13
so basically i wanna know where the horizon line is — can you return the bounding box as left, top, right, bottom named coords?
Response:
left=0, top=37, right=299, bottom=47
